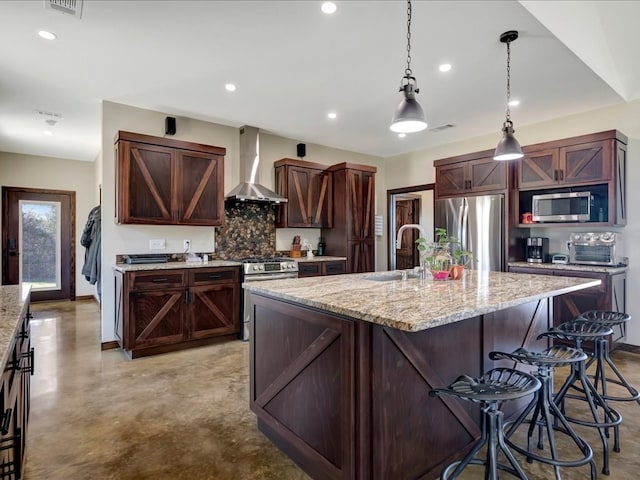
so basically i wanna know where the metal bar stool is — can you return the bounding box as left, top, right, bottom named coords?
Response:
left=489, top=346, right=596, bottom=480
left=429, top=367, right=541, bottom=480
left=539, top=321, right=622, bottom=475
left=575, top=310, right=640, bottom=404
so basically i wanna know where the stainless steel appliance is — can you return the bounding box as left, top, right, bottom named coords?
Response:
left=241, top=257, right=298, bottom=341
left=532, top=191, right=591, bottom=222
left=526, top=237, right=549, bottom=263
left=435, top=194, right=504, bottom=272
left=569, top=232, right=618, bottom=266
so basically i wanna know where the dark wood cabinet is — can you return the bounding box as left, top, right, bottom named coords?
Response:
left=0, top=292, right=33, bottom=479
left=115, top=266, right=241, bottom=358
left=274, top=158, right=332, bottom=228
left=436, top=156, right=508, bottom=197
left=508, top=266, right=627, bottom=350
left=322, top=163, right=376, bottom=273
left=297, top=260, right=347, bottom=278
left=515, top=131, right=627, bottom=227
left=115, top=131, right=225, bottom=226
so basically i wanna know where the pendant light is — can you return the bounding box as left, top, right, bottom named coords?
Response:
left=390, top=0, right=427, bottom=133
left=494, top=30, right=523, bottom=161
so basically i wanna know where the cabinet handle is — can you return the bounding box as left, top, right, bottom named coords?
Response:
left=184, top=290, right=190, bottom=304
left=554, top=170, right=558, bottom=181
left=207, top=274, right=222, bottom=279
left=0, top=408, right=11, bottom=435
left=151, top=278, right=169, bottom=283
left=559, top=170, right=564, bottom=181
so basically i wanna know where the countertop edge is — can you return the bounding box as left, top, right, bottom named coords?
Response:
left=113, top=260, right=242, bottom=272
left=0, top=284, right=31, bottom=369
left=508, top=261, right=628, bottom=274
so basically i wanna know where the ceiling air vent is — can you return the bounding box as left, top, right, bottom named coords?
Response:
left=428, top=124, right=455, bottom=132
left=44, top=0, right=83, bottom=19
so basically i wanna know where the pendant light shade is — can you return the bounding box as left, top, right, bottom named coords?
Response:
left=390, top=81, right=427, bottom=133
left=494, top=30, right=523, bottom=161
left=390, top=0, right=427, bottom=134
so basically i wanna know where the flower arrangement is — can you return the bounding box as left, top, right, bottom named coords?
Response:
left=415, top=227, right=475, bottom=280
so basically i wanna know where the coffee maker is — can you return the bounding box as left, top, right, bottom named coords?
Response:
left=526, top=237, right=549, bottom=263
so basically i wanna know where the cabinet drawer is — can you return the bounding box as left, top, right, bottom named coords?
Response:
left=298, top=263, right=322, bottom=277
left=189, top=267, right=239, bottom=285
left=323, top=261, right=346, bottom=275
left=130, top=271, right=186, bottom=291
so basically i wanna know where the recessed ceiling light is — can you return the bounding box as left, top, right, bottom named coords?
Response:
left=43, top=130, right=53, bottom=136
left=398, top=133, right=407, bottom=138
left=225, top=83, right=237, bottom=92
left=327, top=112, right=337, bottom=120
left=439, top=63, right=452, bottom=72
left=38, top=30, right=57, bottom=40
left=321, top=2, right=337, bottom=14
left=508, top=99, right=520, bottom=107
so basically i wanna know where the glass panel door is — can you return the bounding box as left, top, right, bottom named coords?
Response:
left=19, top=200, right=62, bottom=291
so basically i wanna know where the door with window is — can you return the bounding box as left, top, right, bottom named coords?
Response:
left=2, top=187, right=75, bottom=301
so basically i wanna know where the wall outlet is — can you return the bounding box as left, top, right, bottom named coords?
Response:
left=183, top=239, right=191, bottom=252
left=149, top=239, right=166, bottom=250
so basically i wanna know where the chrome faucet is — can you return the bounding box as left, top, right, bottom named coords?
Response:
left=396, top=224, right=428, bottom=249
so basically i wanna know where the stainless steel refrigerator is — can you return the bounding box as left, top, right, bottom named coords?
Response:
left=434, top=195, right=504, bottom=272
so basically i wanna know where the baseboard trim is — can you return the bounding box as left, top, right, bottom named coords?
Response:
left=76, top=295, right=99, bottom=302
left=615, top=343, right=640, bottom=354
left=101, top=341, right=119, bottom=351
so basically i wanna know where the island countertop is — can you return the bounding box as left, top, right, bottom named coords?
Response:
left=244, top=269, right=600, bottom=332
left=0, top=284, right=31, bottom=367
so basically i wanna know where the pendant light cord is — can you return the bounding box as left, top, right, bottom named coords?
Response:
left=505, top=40, right=512, bottom=122
left=405, top=0, right=413, bottom=77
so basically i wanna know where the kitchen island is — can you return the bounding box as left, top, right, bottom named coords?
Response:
left=245, top=270, right=600, bottom=480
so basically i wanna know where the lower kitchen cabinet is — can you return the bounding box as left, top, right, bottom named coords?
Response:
left=297, top=260, right=347, bottom=278
left=0, top=289, right=33, bottom=479
left=509, top=266, right=627, bottom=350
left=115, top=266, right=241, bottom=358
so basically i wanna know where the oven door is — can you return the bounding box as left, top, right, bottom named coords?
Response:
left=242, top=272, right=298, bottom=341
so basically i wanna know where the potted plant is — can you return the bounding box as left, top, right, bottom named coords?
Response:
left=415, top=228, right=475, bottom=281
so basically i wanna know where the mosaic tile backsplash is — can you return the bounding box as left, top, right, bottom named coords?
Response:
left=215, top=202, right=276, bottom=259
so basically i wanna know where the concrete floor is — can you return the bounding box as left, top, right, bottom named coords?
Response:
left=23, top=299, right=640, bottom=479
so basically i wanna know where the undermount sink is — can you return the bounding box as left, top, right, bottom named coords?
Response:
left=365, top=271, right=421, bottom=282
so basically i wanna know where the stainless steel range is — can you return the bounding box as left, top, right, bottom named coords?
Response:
left=242, top=257, right=298, bottom=341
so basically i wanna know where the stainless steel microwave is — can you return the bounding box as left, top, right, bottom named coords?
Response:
left=532, top=192, right=591, bottom=222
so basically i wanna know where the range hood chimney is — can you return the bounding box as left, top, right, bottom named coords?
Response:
left=225, top=126, right=287, bottom=203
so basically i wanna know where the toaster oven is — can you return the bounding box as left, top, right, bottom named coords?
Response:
left=569, top=232, right=617, bottom=266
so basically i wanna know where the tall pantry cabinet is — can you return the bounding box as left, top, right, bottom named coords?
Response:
left=322, top=163, right=376, bottom=273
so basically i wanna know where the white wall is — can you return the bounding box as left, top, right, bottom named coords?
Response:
left=0, top=152, right=97, bottom=297
left=100, top=102, right=386, bottom=343
left=387, top=99, right=640, bottom=346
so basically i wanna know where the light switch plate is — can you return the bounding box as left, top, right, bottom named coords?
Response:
left=149, top=239, right=166, bottom=250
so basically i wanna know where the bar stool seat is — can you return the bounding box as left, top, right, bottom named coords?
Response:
left=429, top=367, right=541, bottom=480
left=575, top=310, right=640, bottom=403
left=489, top=346, right=596, bottom=480
left=539, top=321, right=622, bottom=475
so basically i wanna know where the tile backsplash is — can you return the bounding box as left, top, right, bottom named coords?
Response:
left=215, top=202, right=276, bottom=259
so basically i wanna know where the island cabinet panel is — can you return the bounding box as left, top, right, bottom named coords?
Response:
left=249, top=291, right=553, bottom=480
left=322, top=163, right=376, bottom=274
left=274, top=159, right=333, bottom=228
left=250, top=295, right=355, bottom=480
left=115, top=131, right=225, bottom=226
left=115, top=266, right=241, bottom=358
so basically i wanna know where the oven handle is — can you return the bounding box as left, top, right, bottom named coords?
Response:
left=244, top=273, right=298, bottom=282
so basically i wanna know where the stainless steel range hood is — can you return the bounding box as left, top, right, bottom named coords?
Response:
left=225, top=126, right=287, bottom=203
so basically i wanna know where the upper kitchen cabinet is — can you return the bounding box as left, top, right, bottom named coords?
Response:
left=322, top=163, right=376, bottom=273
left=115, top=131, right=225, bottom=226
left=435, top=151, right=508, bottom=198
left=515, top=130, right=627, bottom=227
left=274, top=158, right=332, bottom=228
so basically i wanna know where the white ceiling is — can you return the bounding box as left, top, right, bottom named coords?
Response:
left=1, top=0, right=638, bottom=162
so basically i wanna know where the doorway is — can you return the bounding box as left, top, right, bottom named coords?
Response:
left=387, top=184, right=435, bottom=271
left=2, top=187, right=76, bottom=301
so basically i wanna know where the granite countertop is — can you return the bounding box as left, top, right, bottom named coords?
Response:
left=508, top=261, right=628, bottom=274
left=113, top=260, right=242, bottom=272
left=0, top=284, right=31, bottom=368
left=244, top=270, right=600, bottom=332
left=289, top=256, right=347, bottom=263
